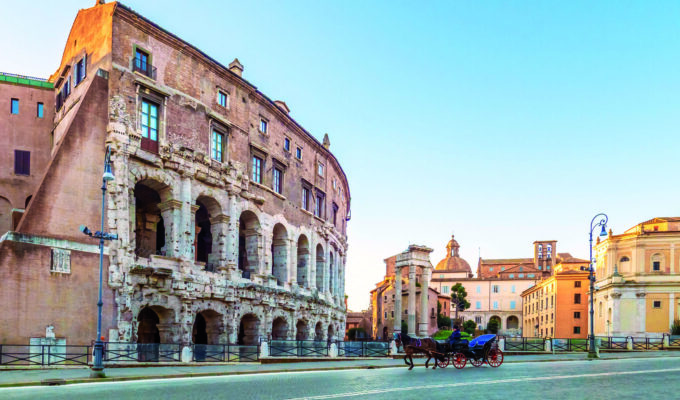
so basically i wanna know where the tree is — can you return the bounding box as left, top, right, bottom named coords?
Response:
left=463, top=320, right=476, bottom=335
left=450, top=283, right=471, bottom=324
left=436, top=301, right=451, bottom=329
left=487, top=319, right=500, bottom=334
left=347, top=327, right=367, bottom=341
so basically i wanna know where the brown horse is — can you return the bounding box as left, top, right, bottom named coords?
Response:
left=394, top=332, right=441, bottom=370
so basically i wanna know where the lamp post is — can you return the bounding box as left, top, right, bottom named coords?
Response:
left=587, top=213, right=608, bottom=359
left=80, top=145, right=118, bottom=378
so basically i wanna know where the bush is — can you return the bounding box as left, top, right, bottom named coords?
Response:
left=463, top=320, right=476, bottom=335
left=487, top=319, right=500, bottom=334
left=347, top=327, right=367, bottom=341
left=437, top=315, right=452, bottom=329
left=672, top=320, right=680, bottom=335
left=433, top=330, right=453, bottom=340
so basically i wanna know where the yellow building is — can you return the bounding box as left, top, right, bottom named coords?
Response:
left=593, top=217, right=680, bottom=337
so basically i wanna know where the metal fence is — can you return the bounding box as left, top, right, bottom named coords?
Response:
left=193, top=344, right=259, bottom=362
left=667, top=335, right=680, bottom=347
left=268, top=340, right=329, bottom=357
left=551, top=338, right=589, bottom=352
left=336, top=341, right=390, bottom=357
left=631, top=337, right=663, bottom=350
left=103, top=342, right=182, bottom=362
left=503, top=337, right=545, bottom=351
left=0, top=344, right=90, bottom=366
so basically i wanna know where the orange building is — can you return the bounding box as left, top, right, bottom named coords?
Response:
left=521, top=259, right=589, bottom=338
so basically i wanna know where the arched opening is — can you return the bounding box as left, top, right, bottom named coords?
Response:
left=194, top=200, right=212, bottom=264
left=272, top=317, right=288, bottom=340
left=24, top=195, right=32, bottom=208
left=506, top=315, right=519, bottom=330
left=329, top=251, right=334, bottom=294
left=296, top=320, right=308, bottom=340
left=192, top=310, right=222, bottom=361
left=297, top=235, right=310, bottom=288
left=137, top=307, right=161, bottom=362
left=0, top=197, right=12, bottom=236
left=316, top=244, right=325, bottom=291
left=238, top=211, right=260, bottom=279
left=314, top=322, right=323, bottom=341
left=271, top=224, right=288, bottom=285
left=327, top=324, right=335, bottom=342
left=134, top=181, right=166, bottom=258
left=382, top=326, right=388, bottom=341
left=238, top=314, right=260, bottom=345
left=488, top=315, right=501, bottom=333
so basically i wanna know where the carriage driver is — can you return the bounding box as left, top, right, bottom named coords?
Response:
left=448, top=325, right=462, bottom=347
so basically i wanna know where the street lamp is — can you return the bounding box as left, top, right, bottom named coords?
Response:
left=587, top=213, right=608, bottom=359
left=80, top=145, right=118, bottom=378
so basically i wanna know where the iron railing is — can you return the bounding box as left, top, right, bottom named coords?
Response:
left=336, top=341, right=390, bottom=357
left=193, top=344, right=259, bottom=362
left=268, top=340, right=329, bottom=357
left=0, top=344, right=90, bottom=366
left=133, top=59, right=157, bottom=79
left=631, top=337, right=663, bottom=350
left=103, top=342, right=181, bottom=362
left=667, top=335, right=680, bottom=347
left=551, top=338, right=588, bottom=352
left=503, top=337, right=545, bottom=351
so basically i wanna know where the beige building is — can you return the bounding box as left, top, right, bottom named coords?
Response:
left=593, top=217, right=680, bottom=338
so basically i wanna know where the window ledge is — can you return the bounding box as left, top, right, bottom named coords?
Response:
left=301, top=209, right=314, bottom=217
left=313, top=215, right=325, bottom=223
left=251, top=181, right=286, bottom=200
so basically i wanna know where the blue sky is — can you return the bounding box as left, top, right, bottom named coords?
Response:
left=2, top=1, right=678, bottom=311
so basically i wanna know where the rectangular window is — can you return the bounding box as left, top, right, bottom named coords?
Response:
left=653, top=300, right=661, bottom=309
left=391, top=311, right=394, bottom=318
left=573, top=326, right=581, bottom=334
left=518, top=273, right=524, bottom=278
left=284, top=137, right=291, bottom=152
left=574, top=293, right=581, bottom=304
left=574, top=281, right=581, bottom=288
left=528, top=273, right=535, bottom=278
left=296, top=147, right=302, bottom=159
left=384, top=311, right=387, bottom=319
left=134, top=48, right=151, bottom=77
left=211, top=130, right=224, bottom=162
left=11, top=98, right=19, bottom=114
left=252, top=156, right=263, bottom=183
left=302, top=187, right=310, bottom=211
left=140, top=99, right=159, bottom=153
left=574, top=312, right=581, bottom=319
left=489, top=267, right=494, bottom=272
left=314, top=194, right=324, bottom=218
left=476, top=301, right=481, bottom=309
left=259, top=119, right=268, bottom=133
left=492, top=285, right=499, bottom=293
left=273, top=168, right=283, bottom=194
left=37, top=102, right=44, bottom=118
left=75, top=55, right=87, bottom=85
left=476, top=286, right=481, bottom=293
left=318, top=162, right=324, bottom=177
left=509, top=274, right=514, bottom=278
left=332, top=203, right=339, bottom=226
left=217, top=91, right=228, bottom=108
left=511, top=285, right=516, bottom=293
left=475, top=316, right=482, bottom=324
left=442, top=286, right=449, bottom=294
left=14, top=150, right=30, bottom=175
left=510, top=301, right=516, bottom=309
left=653, top=261, right=660, bottom=271
left=493, top=301, right=499, bottom=310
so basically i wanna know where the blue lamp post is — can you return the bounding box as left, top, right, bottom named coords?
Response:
left=80, top=145, right=118, bottom=378
left=587, top=213, right=608, bottom=359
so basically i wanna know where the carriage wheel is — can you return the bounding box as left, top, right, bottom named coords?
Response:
left=436, top=355, right=450, bottom=368
left=487, top=349, right=504, bottom=367
left=469, top=357, right=484, bottom=367
left=452, top=352, right=467, bottom=369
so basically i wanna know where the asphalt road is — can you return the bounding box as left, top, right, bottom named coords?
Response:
left=1, top=356, right=679, bottom=399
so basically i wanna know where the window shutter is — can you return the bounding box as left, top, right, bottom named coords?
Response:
left=82, top=54, right=87, bottom=79
left=24, top=152, right=30, bottom=175
left=14, top=150, right=20, bottom=174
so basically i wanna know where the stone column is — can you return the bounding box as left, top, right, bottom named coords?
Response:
left=636, top=292, right=646, bottom=334
left=671, top=244, right=676, bottom=273
left=310, top=241, right=317, bottom=292
left=210, top=214, right=229, bottom=272
left=225, top=195, right=239, bottom=276
left=419, top=267, right=431, bottom=336
left=158, top=199, right=182, bottom=258
left=611, top=292, right=621, bottom=335
left=179, top=177, right=194, bottom=260
left=408, top=265, right=416, bottom=335
left=669, top=293, right=675, bottom=331
left=394, top=266, right=402, bottom=334
left=186, top=204, right=200, bottom=260
left=288, top=238, right=297, bottom=287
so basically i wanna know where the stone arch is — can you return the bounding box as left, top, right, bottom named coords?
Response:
left=297, top=234, right=310, bottom=288
left=271, top=223, right=288, bottom=285
left=506, top=315, right=519, bottom=330
left=314, top=321, right=324, bottom=341
left=315, top=243, right=325, bottom=291
left=488, top=315, right=502, bottom=331
left=238, top=210, right=261, bottom=279
left=136, top=305, right=175, bottom=344
left=327, top=324, right=335, bottom=342
left=296, top=319, right=309, bottom=340
left=133, top=179, right=172, bottom=258
left=192, top=309, right=222, bottom=345
left=0, top=196, right=12, bottom=236
left=272, top=316, right=288, bottom=340
left=129, top=167, right=176, bottom=197
left=238, top=313, right=261, bottom=345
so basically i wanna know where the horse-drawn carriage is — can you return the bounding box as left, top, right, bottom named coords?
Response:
left=394, top=332, right=504, bottom=370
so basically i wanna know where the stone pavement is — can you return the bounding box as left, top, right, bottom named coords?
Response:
left=0, top=351, right=678, bottom=388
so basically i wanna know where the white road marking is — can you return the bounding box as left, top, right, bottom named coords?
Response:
left=284, top=367, right=680, bottom=400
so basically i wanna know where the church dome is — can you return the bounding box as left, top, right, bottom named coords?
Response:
left=434, top=235, right=472, bottom=273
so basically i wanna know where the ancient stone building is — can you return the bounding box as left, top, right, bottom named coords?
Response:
left=0, top=1, right=349, bottom=347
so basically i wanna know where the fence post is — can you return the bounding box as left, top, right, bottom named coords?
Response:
left=544, top=338, right=551, bottom=352
left=389, top=340, right=398, bottom=355
left=498, top=337, right=505, bottom=352
left=181, top=345, right=193, bottom=363
left=663, top=334, right=670, bottom=348
left=329, top=342, right=338, bottom=358
left=626, top=337, right=633, bottom=350
left=259, top=340, right=269, bottom=359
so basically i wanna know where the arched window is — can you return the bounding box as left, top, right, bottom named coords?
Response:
left=619, top=256, right=630, bottom=262
left=651, top=253, right=663, bottom=272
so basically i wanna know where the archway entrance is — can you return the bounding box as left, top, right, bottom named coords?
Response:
left=137, top=307, right=161, bottom=361
left=238, top=211, right=260, bottom=279
left=327, top=324, right=335, bottom=343
left=297, top=235, right=310, bottom=288
left=238, top=314, right=260, bottom=345
left=382, top=326, right=388, bottom=341
left=272, top=317, right=288, bottom=340
left=506, top=315, right=519, bottom=330
left=195, top=200, right=212, bottom=264
left=134, top=181, right=166, bottom=258
left=296, top=320, right=308, bottom=340
left=315, top=244, right=325, bottom=291
left=314, top=322, right=323, bottom=341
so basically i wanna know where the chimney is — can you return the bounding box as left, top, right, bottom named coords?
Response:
left=274, top=100, right=290, bottom=114
left=229, top=58, right=243, bottom=77
left=322, top=133, right=330, bottom=149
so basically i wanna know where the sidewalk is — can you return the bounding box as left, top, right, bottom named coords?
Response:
left=1, top=351, right=678, bottom=388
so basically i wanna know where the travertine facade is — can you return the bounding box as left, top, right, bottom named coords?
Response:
left=0, top=2, right=349, bottom=346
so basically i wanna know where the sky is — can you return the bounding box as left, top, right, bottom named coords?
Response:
left=2, top=1, right=679, bottom=311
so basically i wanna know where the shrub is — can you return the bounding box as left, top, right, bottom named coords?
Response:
left=487, top=319, right=500, bottom=334
left=347, top=327, right=367, bottom=341
left=433, top=330, right=453, bottom=340
left=437, top=315, right=452, bottom=329
left=463, top=320, right=476, bottom=335
left=671, top=319, right=680, bottom=335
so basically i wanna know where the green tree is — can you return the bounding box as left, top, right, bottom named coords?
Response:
left=463, top=320, right=477, bottom=335
left=347, top=327, right=367, bottom=341
left=487, top=319, right=500, bottom=334
left=450, top=283, right=471, bottom=323
left=436, top=301, right=451, bottom=328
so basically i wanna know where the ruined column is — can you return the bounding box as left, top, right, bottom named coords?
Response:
left=158, top=199, right=182, bottom=258
left=179, top=177, right=194, bottom=260
left=225, top=195, right=239, bottom=275
left=394, top=265, right=402, bottom=334
left=210, top=214, right=229, bottom=272
left=288, top=238, right=297, bottom=287
left=408, top=265, right=416, bottom=335
left=419, top=267, right=431, bottom=336
left=186, top=204, right=200, bottom=260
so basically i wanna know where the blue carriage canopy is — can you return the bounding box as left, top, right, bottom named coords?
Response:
left=468, top=334, right=496, bottom=348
